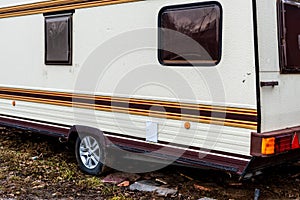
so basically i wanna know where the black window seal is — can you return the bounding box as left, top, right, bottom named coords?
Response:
left=277, top=0, right=300, bottom=73
left=158, top=1, right=223, bottom=67
left=44, top=10, right=74, bottom=66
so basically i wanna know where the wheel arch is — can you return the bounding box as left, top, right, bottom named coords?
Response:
left=67, top=125, right=107, bottom=145
left=71, top=125, right=108, bottom=175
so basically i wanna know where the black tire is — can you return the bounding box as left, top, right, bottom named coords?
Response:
left=75, top=132, right=106, bottom=175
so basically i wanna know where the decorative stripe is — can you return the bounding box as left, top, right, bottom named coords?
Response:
left=0, top=0, right=143, bottom=19
left=0, top=87, right=257, bottom=130
left=106, top=133, right=250, bottom=174
left=0, top=113, right=71, bottom=129
left=0, top=114, right=69, bottom=137
left=0, top=112, right=252, bottom=161
left=105, top=131, right=252, bottom=160
left=0, top=112, right=250, bottom=174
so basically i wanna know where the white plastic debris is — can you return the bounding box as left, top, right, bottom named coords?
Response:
left=129, top=180, right=177, bottom=196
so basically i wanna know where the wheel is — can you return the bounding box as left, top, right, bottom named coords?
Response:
left=75, top=133, right=105, bottom=175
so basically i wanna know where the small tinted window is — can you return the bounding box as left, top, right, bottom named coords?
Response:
left=44, top=11, right=73, bottom=65
left=279, top=0, right=300, bottom=73
left=159, top=2, right=222, bottom=66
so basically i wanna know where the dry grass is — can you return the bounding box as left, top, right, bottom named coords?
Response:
left=1, top=126, right=300, bottom=199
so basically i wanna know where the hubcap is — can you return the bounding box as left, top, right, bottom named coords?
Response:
left=79, top=136, right=101, bottom=170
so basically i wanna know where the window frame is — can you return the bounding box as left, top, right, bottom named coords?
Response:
left=44, top=10, right=74, bottom=66
left=278, top=0, right=300, bottom=73
left=158, top=1, right=223, bottom=67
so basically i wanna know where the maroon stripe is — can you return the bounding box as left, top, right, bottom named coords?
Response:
left=0, top=115, right=250, bottom=174
left=0, top=89, right=257, bottom=124
left=0, top=114, right=71, bottom=128
left=248, top=148, right=300, bottom=173
left=0, top=116, right=69, bottom=137
left=106, top=135, right=250, bottom=174
left=105, top=131, right=252, bottom=160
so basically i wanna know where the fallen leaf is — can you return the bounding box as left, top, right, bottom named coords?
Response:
left=179, top=173, right=193, bottom=181
left=228, top=182, right=243, bottom=186
left=155, top=178, right=168, bottom=185
left=117, top=181, right=130, bottom=187
left=194, top=184, right=212, bottom=192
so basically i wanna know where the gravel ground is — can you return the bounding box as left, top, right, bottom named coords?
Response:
left=1, top=126, right=300, bottom=199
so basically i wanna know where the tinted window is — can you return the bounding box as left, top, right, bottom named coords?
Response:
left=159, top=3, right=222, bottom=66
left=45, top=12, right=73, bottom=65
left=279, top=1, right=300, bottom=73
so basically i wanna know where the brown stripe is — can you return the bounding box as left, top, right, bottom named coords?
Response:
left=0, top=115, right=68, bottom=137
left=107, top=135, right=250, bottom=174
left=0, top=87, right=257, bottom=130
left=0, top=93, right=257, bottom=129
left=106, top=131, right=252, bottom=160
left=0, top=0, right=143, bottom=19
left=0, top=113, right=71, bottom=128
left=0, top=87, right=257, bottom=114
left=0, top=113, right=250, bottom=174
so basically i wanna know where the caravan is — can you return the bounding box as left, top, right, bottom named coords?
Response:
left=0, top=0, right=300, bottom=177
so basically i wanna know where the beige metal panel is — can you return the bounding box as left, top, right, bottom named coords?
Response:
left=257, top=0, right=300, bottom=132
left=256, top=0, right=280, bottom=73
left=0, top=0, right=256, bottom=157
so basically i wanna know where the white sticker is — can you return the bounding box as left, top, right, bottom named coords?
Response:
left=146, top=121, right=158, bottom=143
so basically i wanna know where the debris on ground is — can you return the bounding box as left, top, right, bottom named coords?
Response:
left=198, top=198, right=216, bottom=200
left=254, top=188, right=260, bottom=200
left=1, top=127, right=300, bottom=199
left=179, top=173, right=194, bottom=181
left=194, top=184, right=212, bottom=192
left=155, top=178, right=168, bottom=185
left=117, top=181, right=130, bottom=187
left=129, top=180, right=177, bottom=196
left=228, top=182, right=243, bottom=186
left=102, top=172, right=140, bottom=184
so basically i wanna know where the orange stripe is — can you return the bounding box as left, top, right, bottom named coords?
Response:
left=0, top=87, right=257, bottom=130
left=0, top=0, right=143, bottom=19
left=0, top=87, right=257, bottom=115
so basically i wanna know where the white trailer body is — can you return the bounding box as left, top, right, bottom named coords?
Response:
left=0, top=0, right=299, bottom=176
